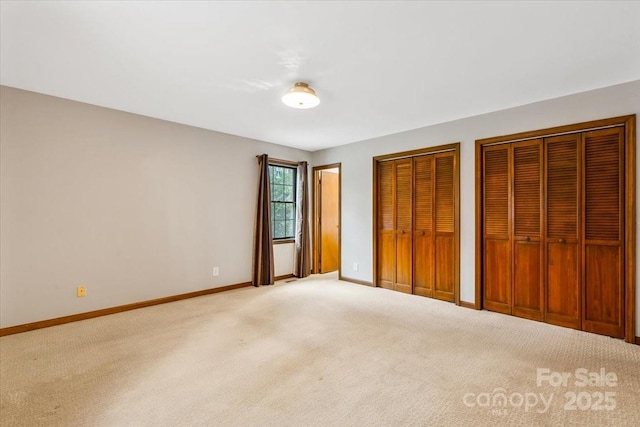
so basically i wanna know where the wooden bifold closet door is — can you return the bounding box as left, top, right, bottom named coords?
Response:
left=413, top=155, right=434, bottom=297
left=545, top=134, right=580, bottom=329
left=479, top=120, right=631, bottom=340
left=394, top=158, right=413, bottom=294
left=434, top=154, right=456, bottom=302
left=377, top=161, right=395, bottom=290
left=582, top=127, right=624, bottom=338
left=483, top=140, right=543, bottom=319
left=375, top=158, right=414, bottom=293
left=375, top=146, right=458, bottom=303
left=512, top=140, right=543, bottom=321
left=482, top=145, right=511, bottom=314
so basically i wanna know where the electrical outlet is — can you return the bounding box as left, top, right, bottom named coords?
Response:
left=77, top=286, right=86, bottom=297
left=353, top=263, right=359, bottom=272
left=212, top=267, right=219, bottom=276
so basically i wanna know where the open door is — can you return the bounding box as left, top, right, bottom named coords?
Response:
left=313, top=164, right=341, bottom=274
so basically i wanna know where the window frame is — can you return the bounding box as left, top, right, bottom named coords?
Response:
left=268, top=162, right=297, bottom=243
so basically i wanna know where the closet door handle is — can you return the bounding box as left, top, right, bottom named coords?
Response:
left=558, top=238, right=566, bottom=244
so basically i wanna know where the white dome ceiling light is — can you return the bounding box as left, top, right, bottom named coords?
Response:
left=282, top=82, right=320, bottom=109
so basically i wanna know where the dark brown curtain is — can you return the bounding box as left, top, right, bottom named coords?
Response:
left=252, top=154, right=274, bottom=286
left=294, top=161, right=311, bottom=277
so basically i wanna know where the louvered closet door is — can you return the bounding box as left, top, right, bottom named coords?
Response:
left=413, top=155, right=434, bottom=297
left=512, top=140, right=543, bottom=320
left=545, top=134, right=580, bottom=329
left=434, top=153, right=456, bottom=302
left=582, top=128, right=625, bottom=338
left=395, top=158, right=413, bottom=294
left=377, top=161, right=395, bottom=290
left=483, top=145, right=511, bottom=314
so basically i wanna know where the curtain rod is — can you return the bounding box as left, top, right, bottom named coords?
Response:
left=255, top=155, right=300, bottom=166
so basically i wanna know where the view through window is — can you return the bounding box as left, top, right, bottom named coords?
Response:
left=269, top=164, right=296, bottom=240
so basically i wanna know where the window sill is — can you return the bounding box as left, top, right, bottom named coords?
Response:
left=273, top=239, right=295, bottom=245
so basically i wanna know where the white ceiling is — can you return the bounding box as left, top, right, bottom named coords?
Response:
left=2, top=1, right=639, bottom=151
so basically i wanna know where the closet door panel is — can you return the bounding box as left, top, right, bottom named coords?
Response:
left=483, top=146, right=511, bottom=314
left=413, top=236, right=433, bottom=297
left=484, top=240, right=511, bottom=313
left=377, top=161, right=395, bottom=289
left=413, top=156, right=434, bottom=297
left=395, top=159, right=413, bottom=294
left=584, top=245, right=622, bottom=336
left=395, top=232, right=412, bottom=293
left=513, top=142, right=542, bottom=238
left=435, top=236, right=455, bottom=301
left=545, top=134, right=580, bottom=329
left=582, top=128, right=624, bottom=338
left=546, top=243, right=580, bottom=328
left=512, top=141, right=543, bottom=320
left=434, top=154, right=455, bottom=302
left=378, top=234, right=395, bottom=290
left=513, top=243, right=542, bottom=318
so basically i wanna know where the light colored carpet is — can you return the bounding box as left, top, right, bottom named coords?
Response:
left=1, top=273, right=639, bottom=426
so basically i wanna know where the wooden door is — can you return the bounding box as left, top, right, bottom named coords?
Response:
left=483, top=145, right=511, bottom=314
left=395, top=158, right=413, bottom=293
left=545, top=134, right=580, bottom=329
left=511, top=140, right=543, bottom=320
left=319, top=170, right=339, bottom=272
left=375, top=144, right=459, bottom=302
left=582, top=128, right=625, bottom=338
left=377, top=161, right=395, bottom=290
left=477, top=116, right=634, bottom=342
left=413, top=155, right=434, bottom=297
left=434, top=153, right=456, bottom=302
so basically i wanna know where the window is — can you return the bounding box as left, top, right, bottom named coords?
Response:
left=269, top=164, right=296, bottom=240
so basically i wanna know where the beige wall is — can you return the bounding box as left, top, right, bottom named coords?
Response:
left=313, top=80, right=640, bottom=332
left=0, top=86, right=311, bottom=328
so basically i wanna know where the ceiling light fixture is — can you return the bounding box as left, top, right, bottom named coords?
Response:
left=282, top=82, right=320, bottom=109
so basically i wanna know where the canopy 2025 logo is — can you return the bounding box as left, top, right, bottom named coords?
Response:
left=462, top=368, right=618, bottom=416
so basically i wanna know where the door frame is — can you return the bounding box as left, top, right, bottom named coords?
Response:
left=312, top=163, right=342, bottom=275
left=372, top=143, right=461, bottom=304
left=475, top=114, right=636, bottom=343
